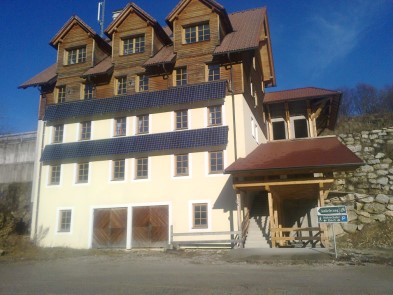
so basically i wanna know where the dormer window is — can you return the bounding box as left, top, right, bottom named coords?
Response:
left=122, top=35, right=145, bottom=55
left=66, top=46, right=86, bottom=65
left=184, top=23, right=210, bottom=44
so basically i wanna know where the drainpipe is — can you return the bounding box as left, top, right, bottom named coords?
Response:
left=227, top=53, right=238, bottom=161
left=227, top=53, right=241, bottom=245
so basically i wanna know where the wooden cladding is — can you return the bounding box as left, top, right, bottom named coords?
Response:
left=92, top=208, right=127, bottom=248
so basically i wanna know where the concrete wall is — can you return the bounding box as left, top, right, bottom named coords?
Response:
left=0, top=132, right=36, bottom=184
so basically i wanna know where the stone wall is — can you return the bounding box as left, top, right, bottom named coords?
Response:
left=327, top=126, right=393, bottom=234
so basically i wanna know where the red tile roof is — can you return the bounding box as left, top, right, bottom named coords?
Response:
left=82, top=57, right=113, bottom=77
left=144, top=46, right=176, bottom=66
left=18, top=64, right=57, bottom=89
left=214, top=8, right=266, bottom=55
left=264, top=87, right=341, bottom=104
left=225, top=137, right=363, bottom=175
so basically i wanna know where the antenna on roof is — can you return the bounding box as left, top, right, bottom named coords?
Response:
left=97, top=0, right=106, bottom=38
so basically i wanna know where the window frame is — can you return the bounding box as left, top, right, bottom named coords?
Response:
left=290, top=115, right=309, bottom=139
left=80, top=121, right=91, bottom=141
left=83, top=83, right=94, bottom=99
left=116, top=76, right=127, bottom=95
left=209, top=151, right=224, bottom=174
left=138, top=75, right=149, bottom=92
left=137, top=114, right=149, bottom=134
left=208, top=64, right=220, bottom=81
left=112, top=159, right=125, bottom=181
left=175, top=154, right=189, bottom=177
left=175, top=67, right=187, bottom=86
left=114, top=117, right=127, bottom=137
left=122, top=34, right=145, bottom=55
left=135, top=157, right=148, bottom=180
left=175, top=109, right=188, bottom=130
left=53, top=124, right=64, bottom=143
left=49, top=165, right=61, bottom=185
left=208, top=105, right=222, bottom=126
left=57, top=86, right=66, bottom=103
left=76, top=162, right=89, bottom=184
left=271, top=118, right=288, bottom=141
left=57, top=209, right=72, bottom=233
left=66, top=46, right=86, bottom=65
left=192, top=203, right=208, bottom=229
left=184, top=23, right=210, bottom=44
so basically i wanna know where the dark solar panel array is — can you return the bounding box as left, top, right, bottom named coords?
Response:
left=44, top=80, right=227, bottom=122
left=41, top=126, right=228, bottom=163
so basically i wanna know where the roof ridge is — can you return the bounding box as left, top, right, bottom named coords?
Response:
left=228, top=6, right=266, bottom=16
left=266, top=86, right=340, bottom=94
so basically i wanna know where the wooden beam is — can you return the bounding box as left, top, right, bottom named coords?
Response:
left=233, top=178, right=334, bottom=189
left=268, top=191, right=275, bottom=247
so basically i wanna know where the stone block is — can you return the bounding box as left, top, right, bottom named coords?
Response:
left=375, top=153, right=385, bottom=159
left=363, top=203, right=386, bottom=214
left=357, top=224, right=364, bottom=231
left=355, top=194, right=374, bottom=203
left=367, top=173, right=377, bottom=179
left=390, top=197, right=393, bottom=204
left=376, top=170, right=389, bottom=176
left=387, top=205, right=393, bottom=211
left=355, top=202, right=363, bottom=210
left=375, top=194, right=390, bottom=204
left=357, top=211, right=371, bottom=218
left=377, top=177, right=389, bottom=185
left=342, top=223, right=358, bottom=234
left=368, top=159, right=380, bottom=164
left=346, top=194, right=355, bottom=201
left=358, top=215, right=373, bottom=224
left=361, top=165, right=374, bottom=172
left=347, top=210, right=358, bottom=222
left=382, top=158, right=392, bottom=164
left=371, top=214, right=386, bottom=222
left=389, top=168, right=393, bottom=174
left=385, top=211, right=393, bottom=217
left=374, top=164, right=389, bottom=169
left=363, top=147, right=374, bottom=153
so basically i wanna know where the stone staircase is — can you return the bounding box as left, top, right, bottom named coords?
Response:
left=245, top=196, right=271, bottom=248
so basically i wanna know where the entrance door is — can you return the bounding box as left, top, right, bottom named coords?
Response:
left=132, top=205, right=169, bottom=248
left=93, top=208, right=127, bottom=248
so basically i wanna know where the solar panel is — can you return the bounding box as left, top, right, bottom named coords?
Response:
left=44, top=80, right=227, bottom=122
left=41, top=126, right=229, bottom=163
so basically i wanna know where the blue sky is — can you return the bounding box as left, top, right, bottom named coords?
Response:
left=1, top=0, right=392, bottom=133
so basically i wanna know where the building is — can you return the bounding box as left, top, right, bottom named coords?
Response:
left=19, top=0, right=362, bottom=249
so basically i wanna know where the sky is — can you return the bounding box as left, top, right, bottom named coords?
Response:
left=1, top=0, right=392, bottom=133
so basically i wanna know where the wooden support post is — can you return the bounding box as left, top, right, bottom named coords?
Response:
left=318, top=184, right=328, bottom=247
left=268, top=191, right=275, bottom=248
left=236, top=192, right=243, bottom=248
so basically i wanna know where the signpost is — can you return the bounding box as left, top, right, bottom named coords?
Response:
left=317, top=206, right=348, bottom=259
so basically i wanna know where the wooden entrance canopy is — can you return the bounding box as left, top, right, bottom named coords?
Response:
left=225, top=136, right=363, bottom=248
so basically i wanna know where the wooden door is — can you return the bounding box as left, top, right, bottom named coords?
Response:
left=93, top=208, right=127, bottom=248
left=132, top=205, right=168, bottom=248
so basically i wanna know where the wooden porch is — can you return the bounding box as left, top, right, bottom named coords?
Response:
left=234, top=177, right=333, bottom=248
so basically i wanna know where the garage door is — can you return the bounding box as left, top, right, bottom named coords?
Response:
left=132, top=205, right=169, bottom=248
left=93, top=208, right=127, bottom=248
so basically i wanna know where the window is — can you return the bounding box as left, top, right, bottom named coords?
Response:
left=184, top=23, right=210, bottom=44
left=53, top=124, right=64, bottom=143
left=175, top=67, right=187, bottom=86
left=208, top=64, right=220, bottom=81
left=57, top=86, right=66, bottom=103
left=175, top=110, right=188, bottom=130
left=112, top=159, right=125, bottom=181
left=66, top=46, right=86, bottom=65
left=193, top=203, right=208, bottom=228
left=114, top=117, right=126, bottom=136
left=175, top=154, right=189, bottom=176
left=84, top=83, right=94, bottom=99
left=116, top=76, right=127, bottom=95
left=136, top=158, right=148, bottom=179
left=137, top=115, right=149, bottom=134
left=123, top=35, right=145, bottom=55
left=58, top=210, right=72, bottom=232
left=208, top=106, right=222, bottom=126
left=80, top=121, right=91, bottom=140
left=77, top=163, right=89, bottom=183
left=272, top=120, right=287, bottom=140
left=139, top=75, right=148, bottom=92
left=50, top=165, right=61, bottom=185
left=209, top=151, right=223, bottom=174
left=292, top=117, right=309, bottom=139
